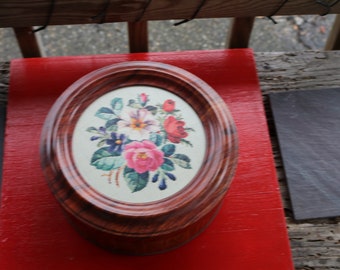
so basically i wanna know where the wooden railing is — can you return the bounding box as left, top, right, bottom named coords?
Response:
left=0, top=0, right=340, bottom=57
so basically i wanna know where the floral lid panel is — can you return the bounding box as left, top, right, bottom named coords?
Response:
left=72, top=86, right=206, bottom=203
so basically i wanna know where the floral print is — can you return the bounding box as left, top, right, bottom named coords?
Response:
left=164, top=116, right=188, bottom=143
left=106, top=132, right=126, bottom=154
left=87, top=93, right=195, bottom=193
left=162, top=99, right=175, bottom=112
left=117, top=108, right=159, bottom=140
left=124, top=141, right=164, bottom=174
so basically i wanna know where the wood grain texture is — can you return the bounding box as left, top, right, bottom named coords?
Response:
left=0, top=49, right=293, bottom=269
left=227, top=17, right=255, bottom=49
left=325, top=14, right=340, bottom=50
left=13, top=27, right=42, bottom=58
left=255, top=51, right=340, bottom=270
left=128, top=21, right=148, bottom=53
left=1, top=0, right=340, bottom=27
left=269, top=88, right=340, bottom=220
left=40, top=61, right=238, bottom=255
left=0, top=62, right=9, bottom=105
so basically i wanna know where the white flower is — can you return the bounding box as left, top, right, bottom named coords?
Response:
left=117, top=108, right=160, bottom=140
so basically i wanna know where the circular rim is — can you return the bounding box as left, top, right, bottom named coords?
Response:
left=40, top=61, right=238, bottom=236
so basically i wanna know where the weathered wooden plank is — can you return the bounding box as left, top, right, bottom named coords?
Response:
left=256, top=51, right=340, bottom=270
left=325, top=14, right=340, bottom=50
left=13, top=27, right=42, bottom=58
left=227, top=17, right=255, bottom=48
left=0, top=62, right=9, bottom=105
left=255, top=51, right=340, bottom=94
left=1, top=0, right=340, bottom=27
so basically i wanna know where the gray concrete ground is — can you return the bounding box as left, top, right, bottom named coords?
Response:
left=0, top=15, right=336, bottom=61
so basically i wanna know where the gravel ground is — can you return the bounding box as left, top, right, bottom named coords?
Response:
left=0, top=15, right=336, bottom=61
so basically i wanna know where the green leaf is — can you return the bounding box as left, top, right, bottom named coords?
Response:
left=95, top=107, right=115, bottom=120
left=128, top=99, right=142, bottom=109
left=172, top=154, right=192, bottom=169
left=86, top=127, right=99, bottom=133
left=161, top=158, right=175, bottom=171
left=128, top=99, right=136, bottom=106
left=105, top=118, right=120, bottom=131
left=145, top=105, right=158, bottom=115
left=161, top=144, right=176, bottom=157
left=97, top=139, right=107, bottom=148
left=123, top=167, right=149, bottom=192
left=180, top=139, right=193, bottom=147
left=111, top=98, right=123, bottom=115
left=150, top=133, right=163, bottom=147
left=91, top=147, right=125, bottom=171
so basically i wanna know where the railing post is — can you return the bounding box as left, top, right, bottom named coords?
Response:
left=13, top=27, right=42, bottom=58
left=128, top=21, right=148, bottom=53
left=227, top=17, right=255, bottom=48
left=325, top=14, right=340, bottom=50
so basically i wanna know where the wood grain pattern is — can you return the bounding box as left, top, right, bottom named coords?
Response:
left=325, top=14, right=340, bottom=50
left=0, top=62, right=9, bottom=105
left=255, top=51, right=340, bottom=270
left=40, top=61, right=238, bottom=254
left=13, top=27, right=42, bottom=58
left=227, top=17, right=255, bottom=49
left=128, top=21, right=148, bottom=53
left=1, top=0, right=340, bottom=27
left=0, top=49, right=293, bottom=269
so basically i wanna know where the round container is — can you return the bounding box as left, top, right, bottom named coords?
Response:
left=40, top=61, right=238, bottom=255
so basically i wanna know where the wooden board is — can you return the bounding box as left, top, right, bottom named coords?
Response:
left=1, top=0, right=340, bottom=27
left=270, top=89, right=340, bottom=220
left=0, top=49, right=293, bottom=269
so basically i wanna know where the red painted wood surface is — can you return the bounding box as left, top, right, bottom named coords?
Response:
left=0, top=49, right=294, bottom=269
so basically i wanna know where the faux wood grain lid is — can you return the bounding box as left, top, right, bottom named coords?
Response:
left=40, top=61, right=238, bottom=254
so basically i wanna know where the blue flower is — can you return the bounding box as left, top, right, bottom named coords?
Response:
left=98, top=126, right=107, bottom=134
left=152, top=173, right=159, bottom=183
left=159, top=178, right=167, bottom=190
left=106, top=133, right=126, bottom=154
left=90, top=136, right=100, bottom=141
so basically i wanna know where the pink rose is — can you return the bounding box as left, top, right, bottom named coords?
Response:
left=124, top=140, right=164, bottom=173
left=164, top=116, right=188, bottom=143
left=163, top=99, right=175, bottom=112
left=139, top=93, right=148, bottom=105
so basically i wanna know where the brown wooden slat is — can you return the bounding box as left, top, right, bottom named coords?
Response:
left=13, top=27, right=42, bottom=58
left=227, top=17, right=255, bottom=48
left=1, top=0, right=340, bottom=27
left=128, top=21, right=148, bottom=53
left=325, top=14, right=340, bottom=50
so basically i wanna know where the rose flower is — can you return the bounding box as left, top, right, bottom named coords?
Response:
left=124, top=140, right=164, bottom=174
left=164, top=116, right=188, bottom=143
left=162, top=99, right=175, bottom=112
